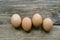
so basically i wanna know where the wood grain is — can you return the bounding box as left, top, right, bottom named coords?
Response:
left=0, top=0, right=60, bottom=40
left=0, top=0, right=60, bottom=25
left=0, top=25, right=60, bottom=40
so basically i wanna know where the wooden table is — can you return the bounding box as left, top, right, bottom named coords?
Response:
left=0, top=0, right=60, bottom=40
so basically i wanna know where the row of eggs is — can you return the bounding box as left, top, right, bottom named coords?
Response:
left=11, top=13, right=53, bottom=32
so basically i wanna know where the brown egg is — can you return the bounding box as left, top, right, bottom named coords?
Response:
left=32, top=13, right=42, bottom=28
left=11, top=14, right=21, bottom=28
left=22, top=17, right=32, bottom=32
left=43, top=18, right=53, bottom=32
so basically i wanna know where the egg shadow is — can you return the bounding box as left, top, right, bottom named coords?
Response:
left=21, top=24, right=32, bottom=33
left=41, top=24, right=50, bottom=33
left=13, top=23, right=22, bottom=31
left=21, top=27, right=32, bottom=33
left=32, top=24, right=42, bottom=31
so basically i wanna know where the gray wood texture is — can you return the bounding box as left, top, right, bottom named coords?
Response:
left=0, top=0, right=60, bottom=24
left=0, top=0, right=60, bottom=40
left=0, top=25, right=60, bottom=40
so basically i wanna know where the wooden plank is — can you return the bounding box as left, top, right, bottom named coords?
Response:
left=0, top=0, right=60, bottom=25
left=0, top=25, right=60, bottom=40
left=0, top=0, right=60, bottom=40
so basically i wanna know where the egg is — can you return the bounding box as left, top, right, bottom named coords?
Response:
left=32, top=13, right=42, bottom=28
left=11, top=14, right=21, bottom=28
left=22, top=17, right=32, bottom=32
left=43, top=18, right=53, bottom=32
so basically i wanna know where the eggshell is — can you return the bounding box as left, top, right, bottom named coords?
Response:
left=32, top=13, right=42, bottom=28
left=22, top=17, right=32, bottom=32
left=11, top=14, right=21, bottom=28
left=43, top=18, right=53, bottom=32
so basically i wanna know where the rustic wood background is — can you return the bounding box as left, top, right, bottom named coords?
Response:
left=0, top=0, right=60, bottom=40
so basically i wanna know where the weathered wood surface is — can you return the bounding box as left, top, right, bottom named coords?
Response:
left=0, top=0, right=60, bottom=24
left=0, top=25, right=60, bottom=40
left=0, top=0, right=60, bottom=40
